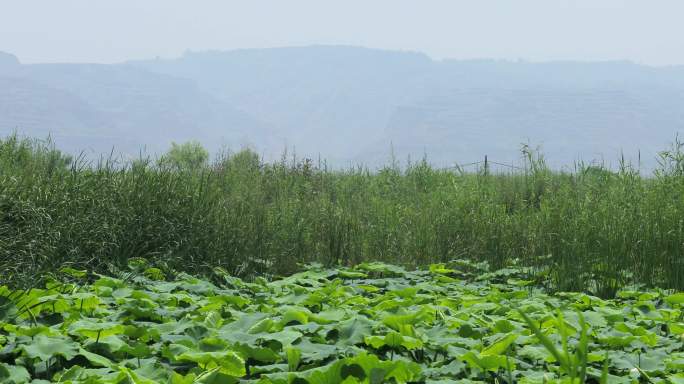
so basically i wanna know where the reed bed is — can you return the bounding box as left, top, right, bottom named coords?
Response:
left=1, top=135, right=683, bottom=295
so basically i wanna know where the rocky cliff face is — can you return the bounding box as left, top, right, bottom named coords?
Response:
left=1, top=47, right=683, bottom=168
left=0, top=52, right=20, bottom=72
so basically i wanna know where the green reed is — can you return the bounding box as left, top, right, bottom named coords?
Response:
left=1, top=135, right=683, bottom=295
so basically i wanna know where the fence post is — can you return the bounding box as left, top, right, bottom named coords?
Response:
left=484, top=155, right=489, bottom=176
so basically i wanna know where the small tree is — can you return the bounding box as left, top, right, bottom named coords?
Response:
left=214, top=147, right=262, bottom=173
left=158, top=141, right=209, bottom=171
left=0, top=134, right=73, bottom=173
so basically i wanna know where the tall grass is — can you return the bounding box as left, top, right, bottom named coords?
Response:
left=1, top=135, right=683, bottom=295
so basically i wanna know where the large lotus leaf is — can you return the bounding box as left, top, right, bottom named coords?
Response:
left=274, top=293, right=308, bottom=306
left=7, top=325, right=54, bottom=338
left=161, top=343, right=193, bottom=362
left=461, top=351, right=511, bottom=372
left=247, top=318, right=275, bottom=334
left=665, top=293, right=684, bottom=306
left=429, top=264, right=458, bottom=275
left=53, top=365, right=89, bottom=382
left=455, top=322, right=484, bottom=339
left=420, top=323, right=453, bottom=340
left=121, top=341, right=153, bottom=358
left=382, top=361, right=423, bottom=384
left=669, top=322, right=684, bottom=335
left=515, top=370, right=557, bottom=384
left=286, top=346, right=301, bottom=372
left=354, top=262, right=406, bottom=277
left=177, top=350, right=246, bottom=377
left=257, top=371, right=298, bottom=384
left=260, top=329, right=304, bottom=348
left=32, top=294, right=71, bottom=314
left=598, top=330, right=637, bottom=347
left=78, top=347, right=115, bottom=368
left=365, top=332, right=401, bottom=350
left=540, top=316, right=577, bottom=336
left=614, top=322, right=653, bottom=337
left=292, top=339, right=339, bottom=363
left=609, top=350, right=668, bottom=374
left=59, top=267, right=88, bottom=278
left=390, top=287, right=420, bottom=299
left=309, top=309, right=347, bottom=324
left=218, top=330, right=260, bottom=347
left=296, top=359, right=345, bottom=384
left=221, top=312, right=270, bottom=334
left=492, top=319, right=517, bottom=333
left=149, top=280, right=184, bottom=293
left=669, top=373, right=684, bottom=384
left=517, top=345, right=554, bottom=362
left=372, top=299, right=403, bottom=312
left=120, top=305, right=163, bottom=322
left=152, top=318, right=196, bottom=339
left=481, top=333, right=518, bottom=356
left=584, top=367, right=633, bottom=384
left=129, top=361, right=175, bottom=383
left=354, top=285, right=381, bottom=294
left=111, top=287, right=134, bottom=299
left=248, top=363, right=289, bottom=376
left=0, top=296, right=18, bottom=322
left=194, top=371, right=240, bottom=384
left=288, top=322, right=322, bottom=336
left=113, top=367, right=158, bottom=384
left=171, top=371, right=196, bottom=384
left=382, top=307, right=433, bottom=331
left=422, top=359, right=466, bottom=379
left=71, top=292, right=102, bottom=311
left=19, top=334, right=79, bottom=361
left=68, top=320, right=126, bottom=340
left=203, top=295, right=250, bottom=311
left=124, top=324, right=159, bottom=343
left=580, top=310, right=609, bottom=328
left=202, top=311, right=224, bottom=329
left=300, top=292, right=328, bottom=309
left=595, top=306, right=625, bottom=323
left=328, top=316, right=375, bottom=347
left=89, top=334, right=129, bottom=350
left=344, top=353, right=421, bottom=384
left=280, top=307, right=311, bottom=326
left=233, top=343, right=280, bottom=363
left=175, top=278, right=219, bottom=295
left=0, top=363, right=31, bottom=384
left=336, top=270, right=368, bottom=279
left=666, top=353, right=684, bottom=370
left=1, top=289, right=43, bottom=317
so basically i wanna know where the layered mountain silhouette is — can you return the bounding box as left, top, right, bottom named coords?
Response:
left=1, top=46, right=683, bottom=168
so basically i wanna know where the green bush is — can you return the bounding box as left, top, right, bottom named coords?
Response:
left=157, top=140, right=209, bottom=171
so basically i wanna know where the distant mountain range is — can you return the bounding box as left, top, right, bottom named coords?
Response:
left=1, top=46, right=683, bottom=169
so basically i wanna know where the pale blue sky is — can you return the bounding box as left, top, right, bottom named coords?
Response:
left=1, top=0, right=683, bottom=65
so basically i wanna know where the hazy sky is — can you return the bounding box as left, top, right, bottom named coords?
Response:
left=1, top=0, right=683, bottom=65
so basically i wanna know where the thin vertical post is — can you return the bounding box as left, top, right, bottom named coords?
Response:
left=484, top=155, right=489, bottom=176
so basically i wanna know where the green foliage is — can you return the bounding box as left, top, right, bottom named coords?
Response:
left=0, top=263, right=683, bottom=383
left=0, top=134, right=72, bottom=173
left=2, top=134, right=684, bottom=295
left=158, top=140, right=209, bottom=171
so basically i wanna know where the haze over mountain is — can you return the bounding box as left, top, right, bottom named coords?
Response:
left=1, top=46, right=683, bottom=169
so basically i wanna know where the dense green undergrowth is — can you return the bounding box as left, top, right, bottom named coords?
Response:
left=1, top=135, right=684, bottom=294
left=1, top=261, right=683, bottom=383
